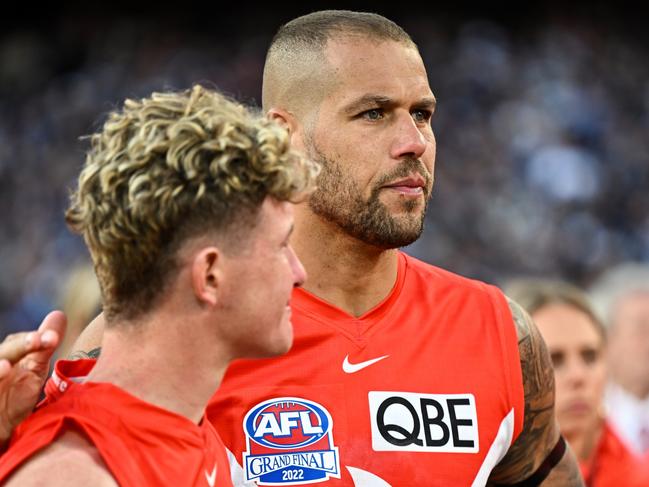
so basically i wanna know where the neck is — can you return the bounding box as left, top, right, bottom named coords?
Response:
left=87, top=312, right=229, bottom=424
left=293, top=210, right=399, bottom=317
left=565, top=418, right=604, bottom=464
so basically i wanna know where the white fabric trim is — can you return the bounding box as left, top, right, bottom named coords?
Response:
left=605, top=382, right=649, bottom=455
left=227, top=447, right=257, bottom=487
left=471, top=408, right=516, bottom=487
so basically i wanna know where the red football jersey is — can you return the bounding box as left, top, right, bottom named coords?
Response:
left=0, top=359, right=233, bottom=487
left=209, top=252, right=525, bottom=486
left=580, top=422, right=649, bottom=487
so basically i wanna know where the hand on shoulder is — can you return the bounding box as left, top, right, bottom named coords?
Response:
left=0, top=311, right=66, bottom=445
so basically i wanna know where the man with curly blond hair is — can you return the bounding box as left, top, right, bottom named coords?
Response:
left=0, top=85, right=317, bottom=486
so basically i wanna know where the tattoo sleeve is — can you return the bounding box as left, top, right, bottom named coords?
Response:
left=487, top=299, right=584, bottom=486
left=67, top=347, right=102, bottom=360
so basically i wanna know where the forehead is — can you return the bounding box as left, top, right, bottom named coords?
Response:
left=533, top=303, right=602, bottom=348
left=254, top=198, right=293, bottom=237
left=322, top=37, right=433, bottom=106
left=616, top=291, right=649, bottom=316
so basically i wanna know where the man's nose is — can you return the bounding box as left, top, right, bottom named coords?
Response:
left=390, top=113, right=428, bottom=160
left=564, top=358, right=588, bottom=388
left=288, top=245, right=307, bottom=287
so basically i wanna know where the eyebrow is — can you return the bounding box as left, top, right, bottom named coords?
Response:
left=414, top=97, right=437, bottom=112
left=343, top=95, right=437, bottom=115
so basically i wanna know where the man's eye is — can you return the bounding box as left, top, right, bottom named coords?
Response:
left=362, top=109, right=383, bottom=121
left=412, top=109, right=432, bottom=123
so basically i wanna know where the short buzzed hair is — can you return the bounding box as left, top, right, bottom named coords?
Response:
left=262, top=10, right=418, bottom=112
left=66, top=85, right=319, bottom=322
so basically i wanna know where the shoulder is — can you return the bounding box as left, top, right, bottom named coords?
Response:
left=600, top=423, right=649, bottom=485
left=401, top=251, right=500, bottom=297
left=67, top=313, right=105, bottom=360
left=400, top=253, right=513, bottom=334
left=4, top=430, right=118, bottom=486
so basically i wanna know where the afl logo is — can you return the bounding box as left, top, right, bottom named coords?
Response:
left=244, top=398, right=330, bottom=449
left=242, top=397, right=340, bottom=485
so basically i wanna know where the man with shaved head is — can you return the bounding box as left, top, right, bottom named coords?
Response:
left=4, top=10, right=583, bottom=486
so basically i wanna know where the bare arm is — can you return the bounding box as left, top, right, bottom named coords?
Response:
left=4, top=430, right=117, bottom=486
left=67, top=312, right=105, bottom=360
left=487, top=299, right=584, bottom=486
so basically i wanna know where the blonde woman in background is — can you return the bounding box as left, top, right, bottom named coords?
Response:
left=507, top=278, right=649, bottom=486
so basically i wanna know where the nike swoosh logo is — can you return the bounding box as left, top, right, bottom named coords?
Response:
left=342, top=354, right=389, bottom=373
left=205, top=464, right=217, bottom=487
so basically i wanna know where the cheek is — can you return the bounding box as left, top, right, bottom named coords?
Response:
left=589, top=363, right=608, bottom=396
left=270, top=261, right=295, bottom=299
left=553, top=374, right=572, bottom=404
left=424, top=133, right=436, bottom=170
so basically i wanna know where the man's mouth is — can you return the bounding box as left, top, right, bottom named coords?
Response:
left=382, top=175, right=426, bottom=194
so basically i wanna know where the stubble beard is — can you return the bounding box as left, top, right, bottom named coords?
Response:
left=307, top=147, right=432, bottom=249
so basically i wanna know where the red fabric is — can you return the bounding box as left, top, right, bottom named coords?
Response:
left=0, top=359, right=233, bottom=486
left=209, top=252, right=525, bottom=486
left=580, top=422, right=649, bottom=487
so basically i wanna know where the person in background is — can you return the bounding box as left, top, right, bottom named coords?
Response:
left=507, top=278, right=649, bottom=486
left=589, top=262, right=649, bottom=461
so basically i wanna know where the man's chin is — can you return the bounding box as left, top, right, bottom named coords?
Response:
left=387, top=215, right=426, bottom=241
left=251, top=339, right=293, bottom=359
left=378, top=199, right=428, bottom=225
left=366, top=230, right=423, bottom=250
left=272, top=321, right=294, bottom=356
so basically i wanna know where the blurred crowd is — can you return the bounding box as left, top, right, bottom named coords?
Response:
left=1, top=11, right=648, bottom=337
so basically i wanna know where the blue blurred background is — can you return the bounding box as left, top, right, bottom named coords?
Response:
left=1, top=2, right=648, bottom=335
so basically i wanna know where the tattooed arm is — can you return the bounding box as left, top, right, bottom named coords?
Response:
left=68, top=347, right=102, bottom=360
left=487, top=299, right=584, bottom=486
left=67, top=313, right=105, bottom=360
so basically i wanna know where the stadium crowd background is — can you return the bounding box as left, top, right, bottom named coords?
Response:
left=1, top=4, right=648, bottom=335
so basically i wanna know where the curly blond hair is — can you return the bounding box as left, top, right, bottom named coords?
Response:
left=66, top=85, right=318, bottom=322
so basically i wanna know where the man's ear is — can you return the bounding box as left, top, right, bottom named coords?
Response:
left=191, top=247, right=224, bottom=307
left=267, top=107, right=292, bottom=129
left=267, top=108, right=307, bottom=150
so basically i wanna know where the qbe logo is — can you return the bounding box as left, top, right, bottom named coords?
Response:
left=369, top=391, right=479, bottom=453
left=242, top=397, right=340, bottom=485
